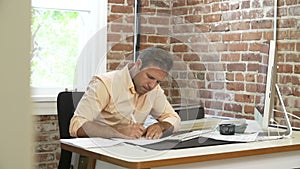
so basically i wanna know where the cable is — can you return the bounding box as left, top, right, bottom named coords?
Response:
left=272, top=109, right=300, bottom=130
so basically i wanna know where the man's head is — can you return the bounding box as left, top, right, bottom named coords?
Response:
left=130, top=47, right=174, bottom=95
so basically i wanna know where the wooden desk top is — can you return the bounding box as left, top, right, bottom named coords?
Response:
left=61, top=130, right=300, bottom=169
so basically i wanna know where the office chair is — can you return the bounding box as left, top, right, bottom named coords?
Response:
left=57, top=91, right=84, bottom=169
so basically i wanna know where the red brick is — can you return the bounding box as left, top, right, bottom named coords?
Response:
left=235, top=73, right=244, bottom=81
left=241, top=1, right=250, bottom=9
left=187, top=0, right=203, bottom=6
left=244, top=105, right=255, bottom=114
left=242, top=32, right=262, bottom=40
left=246, top=84, right=257, bottom=92
left=193, top=5, right=211, bottom=14
left=289, top=5, right=300, bottom=15
left=140, top=26, right=155, bottom=34
left=286, top=53, right=300, bottom=62
left=183, top=53, right=201, bottom=62
left=208, top=82, right=224, bottom=89
left=173, top=44, right=189, bottom=52
left=149, top=17, right=170, bottom=25
left=214, top=43, right=228, bottom=52
left=227, top=82, right=244, bottom=91
left=227, top=63, right=246, bottom=72
left=203, top=14, right=222, bottom=23
left=185, top=15, right=202, bottom=23
left=223, top=33, right=241, bottom=41
left=263, top=32, right=273, bottom=40
left=246, top=74, right=256, bottom=82
left=212, top=3, right=220, bottom=12
left=235, top=94, right=255, bottom=103
left=189, top=63, right=206, bottom=71
left=290, top=29, right=300, bottom=40
left=111, top=43, right=133, bottom=51
left=211, top=23, right=230, bottom=32
left=151, top=0, right=170, bottom=8
left=223, top=11, right=242, bottom=21
left=278, top=18, right=297, bottom=28
left=108, top=14, right=123, bottom=22
left=207, top=63, right=226, bottom=71
left=277, top=64, right=293, bottom=73
left=221, top=53, right=240, bottom=62
left=172, top=8, right=189, bottom=16
left=221, top=2, right=229, bottom=11
left=295, top=65, right=300, bottom=74
left=242, top=53, right=262, bottom=62
left=108, top=0, right=125, bottom=4
left=195, top=24, right=210, bottom=33
left=111, top=24, right=133, bottom=33
left=251, top=20, right=272, bottom=29
left=279, top=75, right=292, bottom=84
left=224, top=103, right=242, bottom=112
left=277, top=42, right=296, bottom=51
left=207, top=33, right=221, bottom=42
left=230, top=1, right=240, bottom=9
left=111, top=5, right=133, bottom=13
left=173, top=25, right=194, bottom=33
left=228, top=43, right=248, bottom=51
left=226, top=72, right=234, bottom=81
left=247, top=63, right=260, bottom=72
left=148, top=36, right=168, bottom=43
left=107, top=34, right=122, bottom=42
left=199, top=90, right=213, bottom=99
left=292, top=76, right=300, bottom=85
left=249, top=43, right=269, bottom=54
left=231, top=21, right=250, bottom=31
left=243, top=9, right=264, bottom=19
left=205, top=100, right=223, bottom=110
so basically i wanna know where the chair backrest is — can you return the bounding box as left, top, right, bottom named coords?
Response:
left=57, top=91, right=84, bottom=169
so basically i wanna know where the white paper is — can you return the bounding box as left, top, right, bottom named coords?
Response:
left=201, top=131, right=259, bottom=142
left=60, top=137, right=122, bottom=148
left=112, top=136, right=171, bottom=146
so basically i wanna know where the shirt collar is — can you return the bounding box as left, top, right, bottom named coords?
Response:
left=121, top=65, right=136, bottom=94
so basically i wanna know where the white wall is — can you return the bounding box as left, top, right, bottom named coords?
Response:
left=0, top=0, right=33, bottom=169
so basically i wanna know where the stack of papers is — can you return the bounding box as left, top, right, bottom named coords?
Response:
left=60, top=138, right=122, bottom=148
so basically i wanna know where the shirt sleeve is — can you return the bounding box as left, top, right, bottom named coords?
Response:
left=150, top=87, right=181, bottom=132
left=69, top=77, right=110, bottom=137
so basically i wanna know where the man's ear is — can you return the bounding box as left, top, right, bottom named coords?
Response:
left=136, top=59, right=142, bottom=70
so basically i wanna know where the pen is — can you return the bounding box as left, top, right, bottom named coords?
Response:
left=130, top=113, right=137, bottom=124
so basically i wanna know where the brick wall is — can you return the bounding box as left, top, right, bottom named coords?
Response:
left=34, top=0, right=300, bottom=168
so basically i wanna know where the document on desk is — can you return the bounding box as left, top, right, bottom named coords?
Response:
left=60, top=138, right=123, bottom=148
left=112, top=136, right=171, bottom=146
left=200, top=131, right=259, bottom=142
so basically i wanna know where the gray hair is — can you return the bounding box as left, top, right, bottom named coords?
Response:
left=138, top=47, right=173, bottom=72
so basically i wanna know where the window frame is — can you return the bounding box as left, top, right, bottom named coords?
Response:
left=31, top=0, right=107, bottom=115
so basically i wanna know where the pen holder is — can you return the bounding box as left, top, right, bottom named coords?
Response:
left=219, top=124, right=235, bottom=135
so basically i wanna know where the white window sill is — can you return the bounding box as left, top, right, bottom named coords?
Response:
left=32, top=95, right=57, bottom=115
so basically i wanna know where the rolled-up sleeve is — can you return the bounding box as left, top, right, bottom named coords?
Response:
left=69, top=77, right=110, bottom=137
left=150, top=88, right=181, bottom=132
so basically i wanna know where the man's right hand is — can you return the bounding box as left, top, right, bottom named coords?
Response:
left=114, top=124, right=145, bottom=139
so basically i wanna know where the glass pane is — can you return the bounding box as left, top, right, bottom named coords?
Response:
left=31, top=8, right=84, bottom=88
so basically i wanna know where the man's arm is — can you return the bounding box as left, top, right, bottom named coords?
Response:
left=144, top=121, right=174, bottom=139
left=77, top=121, right=145, bottom=139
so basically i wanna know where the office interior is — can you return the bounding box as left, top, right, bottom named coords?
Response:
left=1, top=0, right=299, bottom=169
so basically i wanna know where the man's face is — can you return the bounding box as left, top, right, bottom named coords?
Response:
left=132, top=67, right=167, bottom=95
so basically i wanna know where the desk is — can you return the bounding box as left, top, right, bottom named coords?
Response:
left=61, top=121, right=300, bottom=169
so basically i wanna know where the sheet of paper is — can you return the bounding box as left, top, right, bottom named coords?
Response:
left=201, top=131, right=259, bottom=142
left=60, top=138, right=122, bottom=148
left=112, top=136, right=172, bottom=146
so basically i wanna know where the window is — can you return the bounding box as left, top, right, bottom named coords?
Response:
left=31, top=0, right=107, bottom=114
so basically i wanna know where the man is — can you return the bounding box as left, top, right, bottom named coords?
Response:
left=69, top=47, right=181, bottom=139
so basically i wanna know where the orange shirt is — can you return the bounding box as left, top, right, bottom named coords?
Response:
left=69, top=66, right=181, bottom=137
